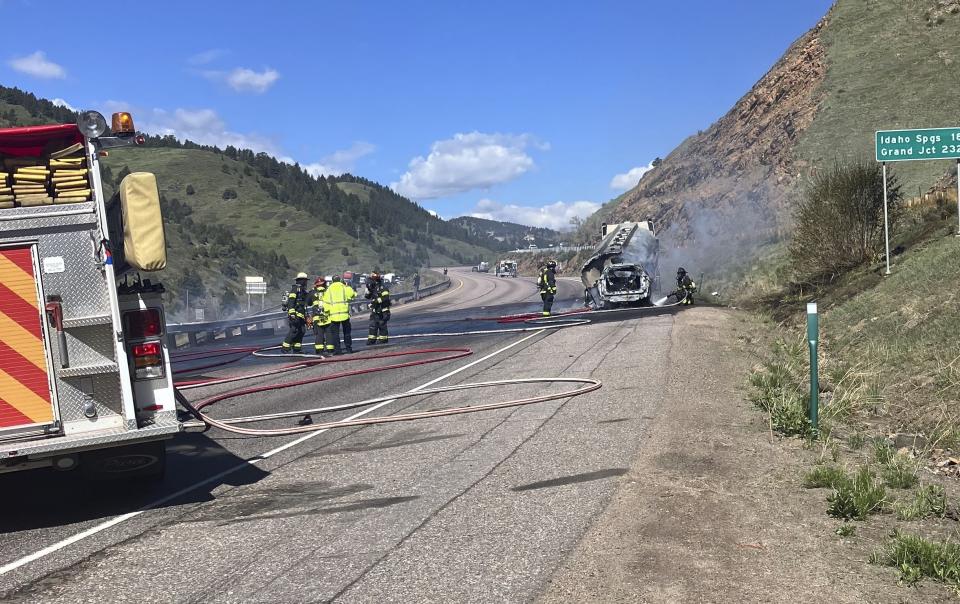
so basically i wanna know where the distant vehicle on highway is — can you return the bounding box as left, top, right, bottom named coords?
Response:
left=474, top=261, right=490, bottom=272
left=528, top=244, right=538, bottom=249
left=496, top=260, right=518, bottom=277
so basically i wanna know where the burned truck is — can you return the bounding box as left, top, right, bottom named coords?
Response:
left=580, top=220, right=660, bottom=309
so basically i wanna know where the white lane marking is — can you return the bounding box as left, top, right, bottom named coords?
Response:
left=0, top=329, right=544, bottom=576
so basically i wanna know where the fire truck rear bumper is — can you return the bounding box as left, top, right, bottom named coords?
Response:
left=0, top=414, right=180, bottom=472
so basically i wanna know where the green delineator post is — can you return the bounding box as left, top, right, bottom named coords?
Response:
left=807, top=302, right=819, bottom=436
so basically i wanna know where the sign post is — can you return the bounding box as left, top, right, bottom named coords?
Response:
left=875, top=126, right=960, bottom=268
left=807, top=302, right=819, bottom=437
left=882, top=162, right=891, bottom=275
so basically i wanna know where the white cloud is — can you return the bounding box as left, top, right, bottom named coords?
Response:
left=225, top=67, right=280, bottom=93
left=302, top=142, right=376, bottom=177
left=8, top=51, right=66, bottom=79
left=111, top=102, right=374, bottom=179
left=470, top=198, right=600, bottom=231
left=188, top=49, right=228, bottom=66
left=50, top=98, right=75, bottom=112
left=119, top=104, right=284, bottom=156
left=390, top=132, right=544, bottom=199
left=609, top=161, right=656, bottom=191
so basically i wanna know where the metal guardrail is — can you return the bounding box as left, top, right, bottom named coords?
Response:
left=507, top=245, right=590, bottom=254
left=166, top=279, right=452, bottom=349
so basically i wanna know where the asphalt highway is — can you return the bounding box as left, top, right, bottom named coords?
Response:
left=0, top=267, right=680, bottom=603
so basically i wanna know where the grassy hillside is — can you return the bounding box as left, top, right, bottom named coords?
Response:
left=0, top=84, right=498, bottom=319
left=797, top=0, right=960, bottom=196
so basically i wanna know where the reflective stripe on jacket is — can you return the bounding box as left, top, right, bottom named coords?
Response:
left=365, top=285, right=391, bottom=314
left=322, top=282, right=356, bottom=322
left=310, top=286, right=331, bottom=325
left=285, top=284, right=310, bottom=319
left=538, top=268, right=557, bottom=294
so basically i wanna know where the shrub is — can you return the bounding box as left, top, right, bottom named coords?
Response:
left=871, top=530, right=960, bottom=587
left=803, top=464, right=847, bottom=489
left=835, top=523, right=856, bottom=537
left=895, top=485, right=947, bottom=520
left=872, top=438, right=894, bottom=464
left=186, top=184, right=195, bottom=195
left=789, top=159, right=902, bottom=279
left=882, top=455, right=919, bottom=489
left=222, top=188, right=238, bottom=200
left=827, top=465, right=886, bottom=520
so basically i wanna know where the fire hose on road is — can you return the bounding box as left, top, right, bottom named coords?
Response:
left=170, top=316, right=602, bottom=438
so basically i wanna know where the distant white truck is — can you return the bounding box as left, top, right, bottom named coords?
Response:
left=472, top=261, right=490, bottom=273
left=495, top=260, right=518, bottom=277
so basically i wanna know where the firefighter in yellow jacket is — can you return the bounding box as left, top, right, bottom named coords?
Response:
left=308, top=277, right=332, bottom=355
left=281, top=272, right=310, bottom=353
left=321, top=275, right=356, bottom=354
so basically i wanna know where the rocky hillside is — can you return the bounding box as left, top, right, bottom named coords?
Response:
left=608, top=16, right=827, bottom=277
left=604, top=0, right=960, bottom=280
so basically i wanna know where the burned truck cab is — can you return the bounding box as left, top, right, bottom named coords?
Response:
left=596, top=263, right=652, bottom=307
left=581, top=221, right=659, bottom=309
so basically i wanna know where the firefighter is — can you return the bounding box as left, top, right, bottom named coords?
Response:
left=281, top=272, right=310, bottom=353
left=308, top=277, right=332, bottom=355
left=322, top=275, right=356, bottom=354
left=538, top=259, right=558, bottom=316
left=365, top=272, right=391, bottom=345
left=674, top=267, right=697, bottom=305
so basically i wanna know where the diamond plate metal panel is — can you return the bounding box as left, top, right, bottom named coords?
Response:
left=37, top=228, right=112, bottom=320
left=0, top=204, right=96, bottom=234
left=58, top=324, right=116, bottom=368
left=63, top=314, right=112, bottom=329
left=56, top=373, right=123, bottom=424
left=57, top=362, right=118, bottom=378
left=0, top=422, right=180, bottom=459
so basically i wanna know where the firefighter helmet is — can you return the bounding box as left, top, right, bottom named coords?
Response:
left=314, top=277, right=326, bottom=287
left=332, top=275, right=342, bottom=282
left=369, top=272, right=382, bottom=282
left=677, top=267, right=687, bottom=276
left=296, top=272, right=309, bottom=280
left=546, top=260, right=557, bottom=269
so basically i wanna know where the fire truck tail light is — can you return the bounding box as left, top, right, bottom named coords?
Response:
left=124, top=309, right=163, bottom=338
left=131, top=341, right=163, bottom=380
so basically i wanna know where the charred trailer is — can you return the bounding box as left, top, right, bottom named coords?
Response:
left=581, top=220, right=660, bottom=309
left=0, top=112, right=178, bottom=481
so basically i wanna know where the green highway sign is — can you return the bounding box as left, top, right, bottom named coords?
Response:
left=876, top=127, right=960, bottom=162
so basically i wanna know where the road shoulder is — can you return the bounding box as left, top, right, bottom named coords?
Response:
left=538, top=307, right=948, bottom=603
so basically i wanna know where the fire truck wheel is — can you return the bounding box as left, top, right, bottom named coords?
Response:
left=80, top=441, right=167, bottom=482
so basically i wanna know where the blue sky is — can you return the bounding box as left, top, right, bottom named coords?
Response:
left=2, top=0, right=832, bottom=229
